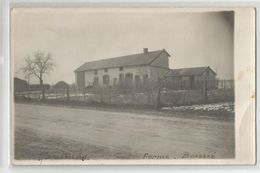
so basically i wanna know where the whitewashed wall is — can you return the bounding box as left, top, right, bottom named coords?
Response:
left=84, top=66, right=151, bottom=87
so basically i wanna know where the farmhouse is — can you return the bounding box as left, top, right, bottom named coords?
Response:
left=164, top=66, right=217, bottom=90
left=74, top=48, right=171, bottom=89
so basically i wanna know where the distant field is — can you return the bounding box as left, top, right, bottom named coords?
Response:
left=14, top=103, right=235, bottom=160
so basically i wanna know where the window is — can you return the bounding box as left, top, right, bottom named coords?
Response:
left=119, top=67, right=124, bottom=71
left=103, top=75, right=109, bottom=85
left=104, top=68, right=108, bottom=72
left=135, top=75, right=141, bottom=89
left=125, top=73, right=133, bottom=86
left=113, top=78, right=117, bottom=86
left=135, top=75, right=140, bottom=82
left=93, top=77, right=99, bottom=86
left=143, top=74, right=148, bottom=85
left=119, top=73, right=124, bottom=85
left=94, top=70, right=98, bottom=75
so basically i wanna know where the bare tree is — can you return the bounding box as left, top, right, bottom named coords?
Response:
left=21, top=51, right=54, bottom=100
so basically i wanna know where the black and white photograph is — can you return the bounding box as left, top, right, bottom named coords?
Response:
left=10, top=6, right=255, bottom=165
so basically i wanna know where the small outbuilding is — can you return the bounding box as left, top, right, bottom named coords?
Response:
left=52, top=81, right=70, bottom=100
left=14, top=77, right=50, bottom=92
left=14, top=77, right=28, bottom=92
left=53, top=81, right=70, bottom=90
left=164, top=66, right=217, bottom=90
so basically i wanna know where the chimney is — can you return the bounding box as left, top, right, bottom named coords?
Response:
left=143, top=48, right=148, bottom=54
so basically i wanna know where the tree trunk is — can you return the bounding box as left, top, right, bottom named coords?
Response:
left=40, top=79, right=45, bottom=100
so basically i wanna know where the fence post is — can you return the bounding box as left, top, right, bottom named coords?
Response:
left=100, top=87, right=104, bottom=103
left=205, top=80, right=208, bottom=103
left=109, top=86, right=112, bottom=104
left=84, top=88, right=86, bottom=101
left=66, top=88, right=70, bottom=101
left=156, top=87, right=162, bottom=109
left=27, top=90, right=30, bottom=99
left=148, top=91, right=151, bottom=104
left=202, top=80, right=208, bottom=103
left=156, top=79, right=162, bottom=109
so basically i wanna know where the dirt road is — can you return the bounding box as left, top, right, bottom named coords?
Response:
left=14, top=103, right=234, bottom=159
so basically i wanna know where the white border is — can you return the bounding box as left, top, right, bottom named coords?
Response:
left=1, top=0, right=259, bottom=172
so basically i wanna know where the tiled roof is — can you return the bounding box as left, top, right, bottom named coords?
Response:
left=75, top=49, right=169, bottom=72
left=165, top=66, right=216, bottom=77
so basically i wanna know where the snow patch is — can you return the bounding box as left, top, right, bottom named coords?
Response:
left=162, top=102, right=234, bottom=113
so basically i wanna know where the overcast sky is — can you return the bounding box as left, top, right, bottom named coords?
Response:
left=12, top=8, right=234, bottom=85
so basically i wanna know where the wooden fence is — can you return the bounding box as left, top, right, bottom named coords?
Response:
left=14, top=79, right=234, bottom=107
left=162, top=79, right=234, bottom=90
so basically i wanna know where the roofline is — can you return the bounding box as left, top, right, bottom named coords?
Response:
left=200, top=66, right=217, bottom=76
left=162, top=49, right=171, bottom=57
left=148, top=49, right=171, bottom=66
left=75, top=63, right=172, bottom=73
left=75, top=64, right=150, bottom=73
left=74, top=49, right=171, bottom=72
left=148, top=50, right=165, bottom=65
left=168, top=66, right=209, bottom=71
left=150, top=65, right=171, bottom=70
left=208, top=66, right=217, bottom=75
left=164, top=66, right=217, bottom=77
left=14, top=77, right=27, bottom=82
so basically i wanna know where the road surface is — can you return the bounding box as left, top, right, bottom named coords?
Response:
left=14, top=103, right=234, bottom=159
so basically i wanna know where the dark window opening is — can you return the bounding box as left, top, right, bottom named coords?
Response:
left=103, top=75, right=109, bottom=85
left=125, top=73, right=133, bottom=86
left=104, top=68, right=108, bottom=72
left=113, top=78, right=117, bottom=86
left=119, top=73, right=124, bottom=86
left=135, top=75, right=141, bottom=90
left=119, top=67, right=124, bottom=71
left=143, top=74, right=149, bottom=85
left=93, top=77, right=99, bottom=86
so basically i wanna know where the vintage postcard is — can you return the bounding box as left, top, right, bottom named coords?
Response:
left=10, top=6, right=255, bottom=165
